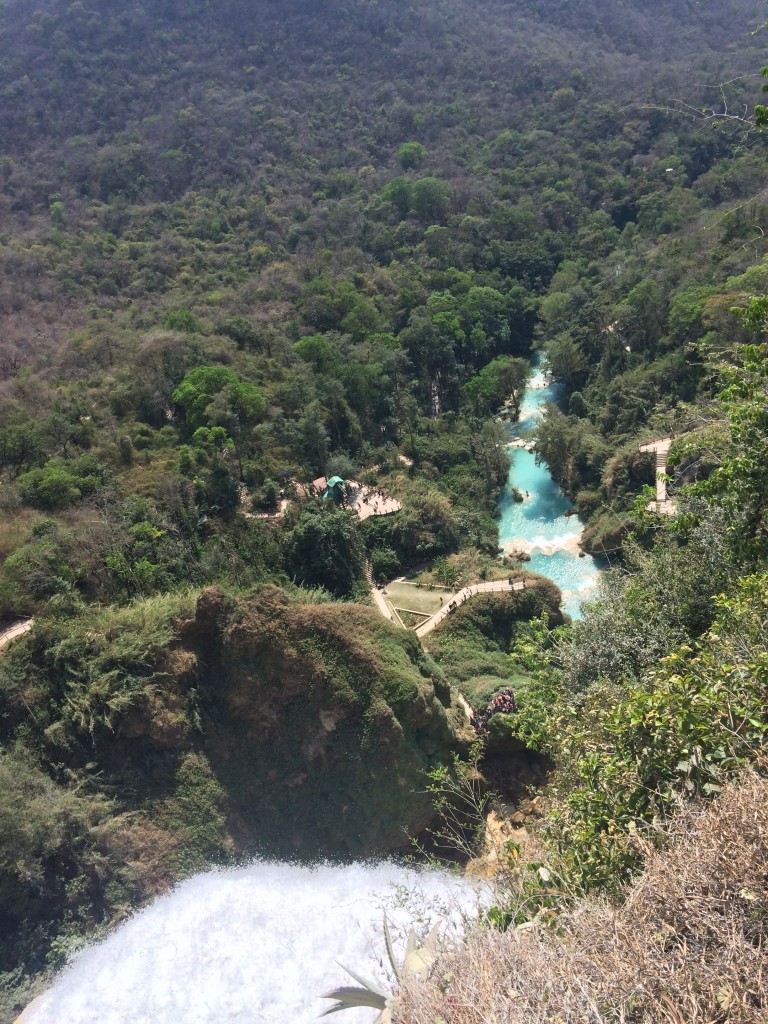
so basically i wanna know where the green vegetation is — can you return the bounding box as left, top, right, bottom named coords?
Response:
left=542, top=575, right=768, bottom=890
left=398, top=317, right=768, bottom=1021
left=0, top=0, right=763, bottom=617
left=423, top=579, right=562, bottom=715
left=2, top=0, right=768, bottom=1016
left=0, top=585, right=464, bottom=1017
left=476, top=331, right=768, bottom=897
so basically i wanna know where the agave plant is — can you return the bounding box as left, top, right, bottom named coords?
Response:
left=321, top=916, right=441, bottom=1022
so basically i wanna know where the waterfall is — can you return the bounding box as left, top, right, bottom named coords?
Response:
left=21, top=861, right=486, bottom=1024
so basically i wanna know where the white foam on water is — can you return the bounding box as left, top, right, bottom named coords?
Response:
left=504, top=532, right=583, bottom=556
left=23, top=860, right=486, bottom=1024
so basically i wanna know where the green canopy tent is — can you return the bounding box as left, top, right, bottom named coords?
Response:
left=322, top=476, right=347, bottom=503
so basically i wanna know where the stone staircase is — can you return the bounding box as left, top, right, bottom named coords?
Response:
left=655, top=447, right=667, bottom=501
left=639, top=437, right=677, bottom=515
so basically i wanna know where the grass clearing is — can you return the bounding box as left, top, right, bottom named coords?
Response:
left=383, top=581, right=446, bottom=618
left=0, top=508, right=42, bottom=563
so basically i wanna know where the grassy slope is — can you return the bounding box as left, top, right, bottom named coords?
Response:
left=400, top=771, right=768, bottom=1024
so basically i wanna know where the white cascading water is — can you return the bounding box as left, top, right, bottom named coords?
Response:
left=22, top=860, right=486, bottom=1024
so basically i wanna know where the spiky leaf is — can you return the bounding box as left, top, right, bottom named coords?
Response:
left=336, top=963, right=389, bottom=999
left=383, top=914, right=402, bottom=984
left=320, top=986, right=388, bottom=1015
left=403, top=922, right=441, bottom=979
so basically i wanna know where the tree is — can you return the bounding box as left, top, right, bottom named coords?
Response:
left=219, top=316, right=258, bottom=350
left=547, top=335, right=588, bottom=390
left=696, top=336, right=768, bottom=560
left=293, top=334, right=340, bottom=375
left=410, top=177, right=452, bottom=222
left=615, top=280, right=665, bottom=354
left=568, top=391, right=588, bottom=417
left=399, top=308, right=460, bottom=414
left=164, top=309, right=199, bottom=333
left=471, top=421, right=510, bottom=495
left=298, top=400, right=331, bottom=474
left=397, top=141, right=427, bottom=170
left=18, top=466, right=82, bottom=510
left=0, top=422, right=43, bottom=480
left=539, top=291, right=573, bottom=336
left=283, top=504, right=366, bottom=597
left=381, top=176, right=412, bottom=217
left=173, top=366, right=265, bottom=434
left=370, top=546, right=401, bottom=583
left=463, top=356, right=530, bottom=417
left=533, top=405, right=607, bottom=494
left=667, top=285, right=718, bottom=346
left=44, top=413, right=82, bottom=459
left=197, top=463, right=241, bottom=518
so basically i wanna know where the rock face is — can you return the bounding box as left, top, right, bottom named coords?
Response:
left=182, top=586, right=469, bottom=857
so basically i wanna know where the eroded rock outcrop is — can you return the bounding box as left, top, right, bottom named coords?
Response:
left=0, top=584, right=470, bottom=1016
left=181, top=585, right=470, bottom=857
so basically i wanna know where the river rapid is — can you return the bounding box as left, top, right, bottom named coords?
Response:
left=498, top=362, right=603, bottom=619
left=20, top=861, right=486, bottom=1024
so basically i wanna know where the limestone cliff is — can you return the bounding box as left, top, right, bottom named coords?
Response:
left=182, top=585, right=470, bottom=856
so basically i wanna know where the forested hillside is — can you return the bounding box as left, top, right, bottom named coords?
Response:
left=0, top=0, right=766, bottom=612
left=2, top=0, right=768, bottom=1019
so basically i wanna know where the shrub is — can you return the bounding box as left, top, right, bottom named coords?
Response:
left=548, top=573, right=768, bottom=890
left=32, top=590, right=196, bottom=740
left=397, top=141, right=427, bottom=170
left=400, top=771, right=768, bottom=1024
left=164, top=309, right=199, bottom=333
left=18, top=466, right=82, bottom=510
left=370, top=546, right=401, bottom=583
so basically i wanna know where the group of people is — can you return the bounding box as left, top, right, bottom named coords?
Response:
left=473, top=688, right=519, bottom=736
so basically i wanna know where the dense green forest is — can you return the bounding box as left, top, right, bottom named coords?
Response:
left=3, top=0, right=768, bottom=1019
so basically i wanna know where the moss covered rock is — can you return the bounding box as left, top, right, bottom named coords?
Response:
left=184, top=585, right=468, bottom=856
left=0, top=585, right=468, bottom=1006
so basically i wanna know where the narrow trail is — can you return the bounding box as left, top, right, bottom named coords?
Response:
left=370, top=586, right=395, bottom=622
left=0, top=618, right=34, bottom=654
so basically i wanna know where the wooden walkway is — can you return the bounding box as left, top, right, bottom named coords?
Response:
left=0, top=618, right=34, bottom=653
left=415, top=579, right=533, bottom=637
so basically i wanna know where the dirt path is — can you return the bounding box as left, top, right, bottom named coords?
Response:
left=370, top=587, right=395, bottom=622
left=0, top=618, right=34, bottom=653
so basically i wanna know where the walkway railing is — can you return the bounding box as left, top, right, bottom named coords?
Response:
left=414, top=579, right=534, bottom=637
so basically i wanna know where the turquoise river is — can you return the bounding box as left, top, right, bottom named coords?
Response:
left=498, top=363, right=604, bottom=619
